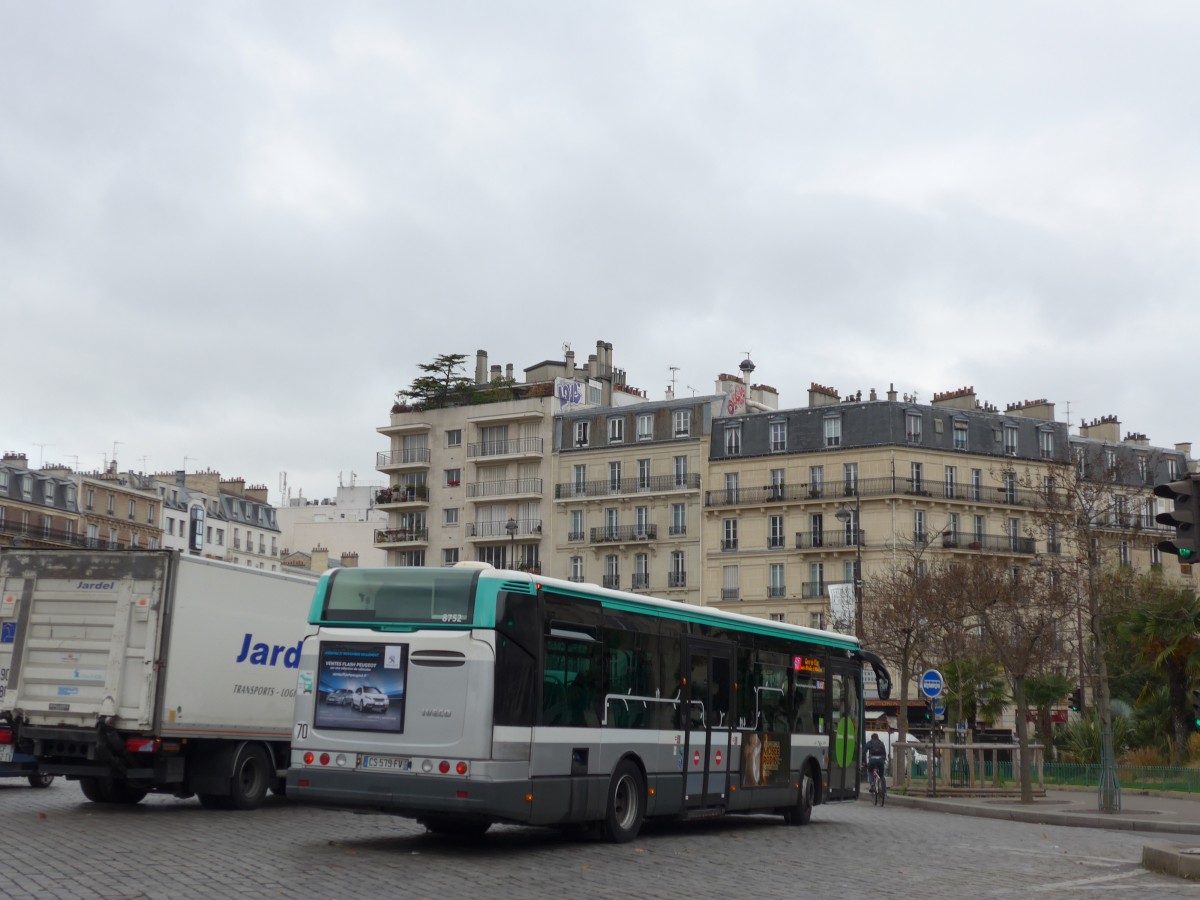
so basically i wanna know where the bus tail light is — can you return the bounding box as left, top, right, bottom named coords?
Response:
left=455, top=761, right=468, bottom=775
left=319, top=753, right=331, bottom=766
left=303, top=752, right=315, bottom=764
left=438, top=760, right=450, bottom=774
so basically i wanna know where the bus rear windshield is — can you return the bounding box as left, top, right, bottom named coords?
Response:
left=320, top=567, right=478, bottom=625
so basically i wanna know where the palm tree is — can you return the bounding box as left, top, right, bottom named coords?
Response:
left=1116, top=578, right=1200, bottom=765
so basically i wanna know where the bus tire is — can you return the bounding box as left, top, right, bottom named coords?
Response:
left=599, top=759, right=646, bottom=843
left=228, top=744, right=271, bottom=810
left=786, top=772, right=814, bottom=826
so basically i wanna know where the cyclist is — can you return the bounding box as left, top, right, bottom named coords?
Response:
left=865, top=733, right=888, bottom=794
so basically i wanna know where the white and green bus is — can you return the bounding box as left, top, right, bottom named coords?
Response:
left=286, top=563, right=891, bottom=841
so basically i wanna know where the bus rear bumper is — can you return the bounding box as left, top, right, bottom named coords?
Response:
left=286, top=768, right=535, bottom=824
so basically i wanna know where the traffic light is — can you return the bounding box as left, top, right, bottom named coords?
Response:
left=922, top=702, right=933, bottom=722
left=1068, top=688, right=1081, bottom=712
left=1155, top=475, right=1200, bottom=562
left=1192, top=689, right=1200, bottom=730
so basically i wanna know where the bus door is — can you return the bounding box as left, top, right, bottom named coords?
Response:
left=683, top=639, right=734, bottom=809
left=826, top=657, right=861, bottom=800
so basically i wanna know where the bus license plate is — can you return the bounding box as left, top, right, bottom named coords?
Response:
left=0, top=744, right=13, bottom=763
left=359, top=754, right=411, bottom=771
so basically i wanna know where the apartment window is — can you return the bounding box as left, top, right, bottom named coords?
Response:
left=444, top=508, right=459, bottom=525
left=810, top=512, right=824, bottom=548
left=604, top=555, right=620, bottom=589
left=973, top=515, right=985, bottom=545
left=723, top=518, right=738, bottom=551
left=807, top=562, right=824, bottom=597
left=1119, top=540, right=1130, bottom=567
left=445, top=468, right=461, bottom=487
left=636, top=413, right=653, bottom=441
left=843, top=462, right=858, bottom=496
left=1003, top=472, right=1017, bottom=504
left=573, top=464, right=587, bottom=496
left=106, top=493, right=114, bottom=515
left=771, top=613, right=786, bottom=623
left=768, top=563, right=785, bottom=598
left=906, top=412, right=922, bottom=443
left=670, top=551, right=686, bottom=587
left=87, top=524, right=99, bottom=547
left=443, top=548, right=460, bottom=566
left=913, top=510, right=927, bottom=545
left=953, top=419, right=968, bottom=450
left=1008, top=518, right=1021, bottom=551
left=1137, top=455, right=1149, bottom=483
left=910, top=462, right=923, bottom=495
left=108, top=528, right=118, bottom=549
left=234, top=527, right=240, bottom=550
left=824, top=414, right=842, bottom=448
left=724, top=423, right=742, bottom=456
left=673, top=410, right=691, bottom=437
left=146, top=503, right=155, bottom=524
left=722, top=565, right=739, bottom=601
left=446, top=429, right=462, bottom=447
left=130, top=532, right=140, bottom=548
left=633, top=553, right=649, bottom=589
left=944, top=466, right=957, bottom=499
left=20, top=476, right=32, bottom=501
left=43, top=482, right=55, bottom=505
left=809, top=466, right=824, bottom=497
left=570, top=510, right=584, bottom=540
left=397, top=551, right=426, bottom=567
left=769, top=467, right=786, bottom=496
left=1003, top=425, right=1019, bottom=455
left=64, top=519, right=74, bottom=541
left=215, top=528, right=224, bottom=546
left=844, top=560, right=857, bottom=584
left=670, top=503, right=686, bottom=536
left=41, top=515, right=52, bottom=537
left=768, top=515, right=785, bottom=549
left=674, top=456, right=689, bottom=487
left=608, top=416, right=625, bottom=444
left=605, top=507, right=619, bottom=539
left=570, top=556, right=584, bottom=582
left=809, top=612, right=824, bottom=630
left=167, top=517, right=175, bottom=536
left=0, top=471, right=7, bottom=490
left=608, top=461, right=622, bottom=493
left=947, top=513, right=960, bottom=545
left=1168, top=457, right=1180, bottom=480
left=770, top=420, right=787, bottom=452
left=724, top=472, right=739, bottom=504
left=634, top=506, right=650, bottom=537
left=1047, top=523, right=1060, bottom=555
left=971, top=469, right=983, bottom=501
left=206, top=525, right=213, bottom=543
left=574, top=420, right=590, bottom=448
left=1038, top=428, right=1054, bottom=459
left=637, top=459, right=651, bottom=489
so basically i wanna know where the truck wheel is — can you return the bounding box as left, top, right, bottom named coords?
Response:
left=79, top=777, right=108, bottom=803
left=228, top=744, right=271, bottom=810
left=27, top=773, right=55, bottom=789
left=598, top=759, right=645, bottom=843
left=107, top=781, right=148, bottom=805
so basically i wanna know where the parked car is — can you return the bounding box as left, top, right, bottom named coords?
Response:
left=325, top=688, right=354, bottom=706
left=0, top=723, right=54, bottom=788
left=352, top=685, right=389, bottom=713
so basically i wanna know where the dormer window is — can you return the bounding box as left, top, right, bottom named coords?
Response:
left=574, top=420, right=590, bottom=448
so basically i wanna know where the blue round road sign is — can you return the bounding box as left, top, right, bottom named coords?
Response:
left=920, top=668, right=944, bottom=700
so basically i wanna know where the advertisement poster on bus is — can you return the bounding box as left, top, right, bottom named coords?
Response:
left=315, top=642, right=407, bottom=734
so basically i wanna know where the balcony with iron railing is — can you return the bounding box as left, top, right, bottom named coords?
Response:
left=795, top=530, right=865, bottom=550
left=467, top=519, right=543, bottom=539
left=602, top=574, right=620, bottom=589
left=377, top=448, right=432, bottom=470
left=467, top=437, right=544, bottom=459
left=374, top=527, right=430, bottom=547
left=721, top=587, right=739, bottom=601
left=631, top=572, right=649, bottom=590
left=704, top=477, right=1052, bottom=509
left=767, top=585, right=787, bottom=598
left=589, top=524, right=658, bottom=544
left=800, top=581, right=826, bottom=599
left=935, top=532, right=1037, bottom=554
left=668, top=572, right=687, bottom=588
left=555, top=472, right=701, bottom=499
left=467, top=477, right=543, bottom=499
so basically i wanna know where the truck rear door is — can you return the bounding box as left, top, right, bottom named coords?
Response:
left=0, top=550, right=169, bottom=730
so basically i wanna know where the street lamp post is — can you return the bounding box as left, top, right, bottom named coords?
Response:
left=834, top=490, right=863, bottom=638
left=505, top=517, right=518, bottom=570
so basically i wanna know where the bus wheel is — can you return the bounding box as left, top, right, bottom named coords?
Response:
left=599, top=759, right=645, bottom=843
left=786, top=773, right=814, bottom=826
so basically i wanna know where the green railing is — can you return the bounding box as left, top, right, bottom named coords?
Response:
left=1045, top=763, right=1200, bottom=793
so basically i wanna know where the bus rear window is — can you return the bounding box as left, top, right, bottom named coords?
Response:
left=320, top=567, right=478, bottom=625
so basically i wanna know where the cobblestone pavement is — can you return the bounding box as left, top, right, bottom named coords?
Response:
left=1, top=781, right=1196, bottom=899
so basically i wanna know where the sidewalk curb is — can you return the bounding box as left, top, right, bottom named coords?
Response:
left=1143, top=843, right=1200, bottom=880
left=882, top=792, right=1200, bottom=836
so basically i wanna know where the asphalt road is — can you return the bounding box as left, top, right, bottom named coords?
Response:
left=0, top=779, right=1194, bottom=899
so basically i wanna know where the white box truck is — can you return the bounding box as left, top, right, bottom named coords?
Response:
left=0, top=548, right=316, bottom=809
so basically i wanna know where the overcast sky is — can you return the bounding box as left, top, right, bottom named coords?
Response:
left=4, top=2, right=1197, bottom=504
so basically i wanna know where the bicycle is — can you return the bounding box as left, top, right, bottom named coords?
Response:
left=868, top=765, right=887, bottom=806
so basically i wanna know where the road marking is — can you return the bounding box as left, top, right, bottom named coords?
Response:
left=1022, top=868, right=1148, bottom=892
